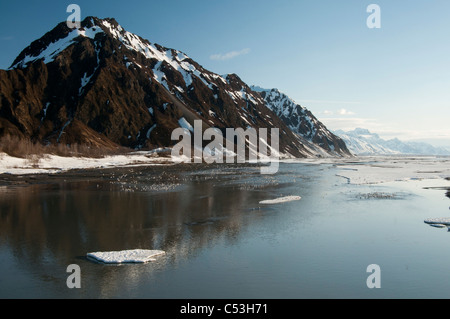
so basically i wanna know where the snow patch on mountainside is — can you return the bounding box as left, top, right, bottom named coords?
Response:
left=251, top=86, right=331, bottom=142
left=251, top=86, right=350, bottom=157
left=10, top=25, right=104, bottom=69
left=178, top=117, right=194, bottom=132
left=102, top=19, right=217, bottom=91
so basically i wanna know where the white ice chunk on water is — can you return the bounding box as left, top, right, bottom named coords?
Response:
left=424, top=218, right=450, bottom=226
left=428, top=224, right=447, bottom=228
left=87, top=249, right=165, bottom=264
left=259, top=196, right=301, bottom=205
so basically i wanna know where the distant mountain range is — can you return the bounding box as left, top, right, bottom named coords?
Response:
left=0, top=16, right=350, bottom=158
left=335, top=128, right=450, bottom=156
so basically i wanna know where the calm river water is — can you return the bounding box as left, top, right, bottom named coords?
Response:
left=0, top=162, right=449, bottom=298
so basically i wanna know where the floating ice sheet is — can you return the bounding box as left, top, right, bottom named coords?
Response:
left=424, top=218, right=450, bottom=226
left=87, top=249, right=165, bottom=264
left=428, top=224, right=447, bottom=228
left=259, top=196, right=301, bottom=205
left=291, top=156, right=450, bottom=185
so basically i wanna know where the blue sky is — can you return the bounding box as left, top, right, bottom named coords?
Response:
left=1, top=0, right=449, bottom=147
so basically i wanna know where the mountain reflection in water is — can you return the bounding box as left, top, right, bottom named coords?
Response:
left=0, top=163, right=311, bottom=298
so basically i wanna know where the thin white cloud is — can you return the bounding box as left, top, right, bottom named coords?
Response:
left=210, top=48, right=251, bottom=61
left=299, top=99, right=361, bottom=105
left=319, top=117, right=380, bottom=132
left=337, top=108, right=355, bottom=115
left=318, top=109, right=355, bottom=116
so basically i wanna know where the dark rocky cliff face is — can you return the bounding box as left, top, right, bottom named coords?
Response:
left=0, top=16, right=349, bottom=158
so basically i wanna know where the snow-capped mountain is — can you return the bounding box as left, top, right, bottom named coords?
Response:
left=335, top=128, right=450, bottom=156
left=251, top=86, right=350, bottom=156
left=0, top=16, right=349, bottom=158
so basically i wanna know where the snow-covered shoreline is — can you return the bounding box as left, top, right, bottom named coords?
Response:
left=0, top=151, right=173, bottom=175
left=2, top=152, right=450, bottom=188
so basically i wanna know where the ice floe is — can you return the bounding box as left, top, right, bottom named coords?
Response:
left=424, top=218, right=450, bottom=226
left=259, top=196, right=301, bottom=205
left=293, top=156, right=450, bottom=185
left=428, top=224, right=447, bottom=228
left=87, top=249, right=166, bottom=264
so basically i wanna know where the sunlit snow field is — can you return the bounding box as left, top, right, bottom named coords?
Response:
left=0, top=156, right=449, bottom=298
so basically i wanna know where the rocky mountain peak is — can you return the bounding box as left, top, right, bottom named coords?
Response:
left=1, top=16, right=351, bottom=158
